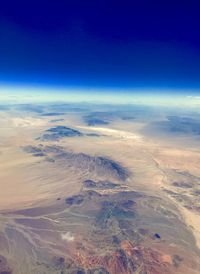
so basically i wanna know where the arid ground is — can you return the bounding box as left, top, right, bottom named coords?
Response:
left=0, top=103, right=200, bottom=274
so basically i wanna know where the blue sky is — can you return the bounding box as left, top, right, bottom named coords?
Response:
left=1, top=1, right=200, bottom=91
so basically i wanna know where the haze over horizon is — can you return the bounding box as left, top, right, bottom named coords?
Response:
left=1, top=84, right=200, bottom=109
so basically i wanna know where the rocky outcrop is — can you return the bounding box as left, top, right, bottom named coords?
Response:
left=74, top=241, right=174, bottom=274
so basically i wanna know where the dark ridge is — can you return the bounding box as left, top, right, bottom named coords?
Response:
left=96, top=204, right=135, bottom=229
left=147, top=115, right=200, bottom=136
left=22, top=145, right=46, bottom=157
left=85, top=117, right=109, bottom=126
left=167, top=169, right=199, bottom=188
left=120, top=200, right=136, bottom=208
left=88, top=268, right=109, bottom=274
left=41, top=126, right=83, bottom=141
left=23, top=145, right=42, bottom=154
left=63, top=189, right=139, bottom=232
left=83, top=112, right=112, bottom=126
left=65, top=195, right=84, bottom=206
left=83, top=180, right=119, bottom=189
left=43, top=145, right=63, bottom=154
left=23, top=144, right=63, bottom=158
left=166, top=116, right=200, bottom=134
left=47, top=126, right=82, bottom=134
left=94, top=191, right=138, bottom=230
left=192, top=190, right=200, bottom=196
left=121, top=116, right=135, bottom=120
left=83, top=190, right=102, bottom=199
left=95, top=157, right=129, bottom=181
left=56, top=152, right=129, bottom=181
left=100, top=199, right=136, bottom=209
left=0, top=255, right=12, bottom=274
left=84, top=110, right=141, bottom=125
left=72, top=269, right=86, bottom=274
left=23, top=144, right=129, bottom=181
left=163, top=189, right=192, bottom=204
left=82, top=180, right=97, bottom=188
left=175, top=170, right=200, bottom=181
left=172, top=182, right=193, bottom=188
left=50, top=119, right=65, bottom=122
left=86, top=133, right=101, bottom=137
left=52, top=256, right=65, bottom=268
left=33, top=152, right=46, bottom=157
left=41, top=112, right=65, bottom=116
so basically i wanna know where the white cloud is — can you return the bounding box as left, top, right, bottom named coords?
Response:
left=61, top=231, right=74, bottom=242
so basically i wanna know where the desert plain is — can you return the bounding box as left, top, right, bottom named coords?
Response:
left=0, top=103, right=199, bottom=274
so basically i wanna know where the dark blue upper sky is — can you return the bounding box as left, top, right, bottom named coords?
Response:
left=1, top=1, right=200, bottom=90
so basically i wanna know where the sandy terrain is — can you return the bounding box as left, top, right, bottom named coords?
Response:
left=0, top=106, right=199, bottom=273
